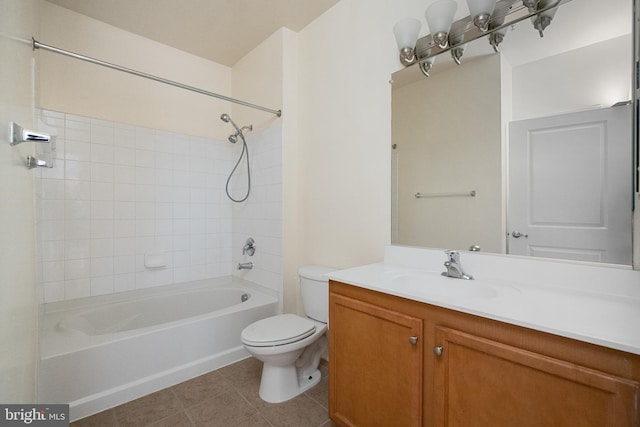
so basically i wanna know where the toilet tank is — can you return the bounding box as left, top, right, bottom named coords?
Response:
left=298, top=265, right=337, bottom=323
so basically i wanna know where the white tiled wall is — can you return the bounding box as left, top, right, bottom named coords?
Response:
left=35, top=110, right=282, bottom=303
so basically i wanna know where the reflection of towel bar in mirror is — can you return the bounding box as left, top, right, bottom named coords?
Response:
left=415, top=190, right=476, bottom=198
left=9, top=122, right=51, bottom=145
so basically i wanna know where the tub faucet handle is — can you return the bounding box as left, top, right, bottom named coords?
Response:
left=243, top=237, right=256, bottom=256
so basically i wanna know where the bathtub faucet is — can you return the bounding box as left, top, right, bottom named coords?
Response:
left=238, top=262, right=253, bottom=270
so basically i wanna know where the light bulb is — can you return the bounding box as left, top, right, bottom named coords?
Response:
left=425, top=0, right=458, bottom=49
left=393, top=18, right=422, bottom=65
left=465, top=0, right=496, bottom=32
left=531, top=0, right=558, bottom=37
left=419, top=56, right=436, bottom=77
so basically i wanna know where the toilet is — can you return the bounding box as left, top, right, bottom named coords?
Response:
left=240, top=265, right=336, bottom=403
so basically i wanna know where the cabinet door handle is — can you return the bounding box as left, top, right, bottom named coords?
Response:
left=433, top=346, right=443, bottom=356
left=409, top=336, right=418, bottom=345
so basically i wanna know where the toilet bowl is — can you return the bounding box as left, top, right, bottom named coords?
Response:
left=240, top=265, right=336, bottom=403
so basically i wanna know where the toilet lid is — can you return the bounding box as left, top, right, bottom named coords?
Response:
left=241, top=314, right=316, bottom=347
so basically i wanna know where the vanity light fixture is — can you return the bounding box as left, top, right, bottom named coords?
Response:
left=448, top=30, right=467, bottom=64
left=419, top=56, right=437, bottom=77
left=488, top=27, right=507, bottom=52
left=450, top=43, right=466, bottom=65
left=393, top=0, right=569, bottom=78
left=425, top=0, right=458, bottom=49
left=393, top=18, right=422, bottom=66
left=531, top=0, right=559, bottom=37
left=487, top=14, right=507, bottom=53
left=522, top=0, right=540, bottom=12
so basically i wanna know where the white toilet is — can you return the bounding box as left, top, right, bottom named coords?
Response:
left=240, top=265, right=336, bottom=403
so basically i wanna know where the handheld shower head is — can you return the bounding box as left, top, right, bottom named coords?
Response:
left=221, top=113, right=254, bottom=203
left=220, top=113, right=252, bottom=144
left=220, top=113, right=241, bottom=134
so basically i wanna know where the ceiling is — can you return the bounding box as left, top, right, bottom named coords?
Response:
left=45, top=0, right=339, bottom=67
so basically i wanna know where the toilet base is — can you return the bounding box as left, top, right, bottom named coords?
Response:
left=258, top=366, right=322, bottom=403
left=245, top=325, right=328, bottom=403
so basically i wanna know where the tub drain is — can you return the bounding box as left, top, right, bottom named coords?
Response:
left=241, top=293, right=249, bottom=302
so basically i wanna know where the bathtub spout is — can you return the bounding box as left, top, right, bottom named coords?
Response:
left=238, top=262, right=253, bottom=270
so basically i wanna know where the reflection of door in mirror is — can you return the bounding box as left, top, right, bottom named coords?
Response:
left=508, top=105, right=632, bottom=265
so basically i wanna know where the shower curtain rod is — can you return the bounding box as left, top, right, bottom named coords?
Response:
left=32, top=38, right=282, bottom=117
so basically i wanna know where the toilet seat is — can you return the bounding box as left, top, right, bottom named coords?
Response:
left=241, top=314, right=316, bottom=347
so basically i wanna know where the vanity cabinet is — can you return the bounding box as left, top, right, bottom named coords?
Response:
left=435, top=327, right=638, bottom=427
left=329, top=292, right=423, bottom=426
left=329, top=280, right=640, bottom=427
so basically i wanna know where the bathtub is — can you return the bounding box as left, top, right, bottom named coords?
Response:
left=38, top=276, right=278, bottom=421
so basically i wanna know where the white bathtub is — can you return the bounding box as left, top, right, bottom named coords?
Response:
left=38, top=277, right=278, bottom=421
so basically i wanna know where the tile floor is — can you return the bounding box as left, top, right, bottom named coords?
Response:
left=71, top=357, right=337, bottom=427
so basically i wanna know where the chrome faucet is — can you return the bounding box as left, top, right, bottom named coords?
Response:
left=441, top=250, right=473, bottom=280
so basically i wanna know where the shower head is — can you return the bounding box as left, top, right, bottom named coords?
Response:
left=220, top=113, right=252, bottom=144
left=220, top=113, right=241, bottom=134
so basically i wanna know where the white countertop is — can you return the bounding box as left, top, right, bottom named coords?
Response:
left=326, top=246, right=640, bottom=356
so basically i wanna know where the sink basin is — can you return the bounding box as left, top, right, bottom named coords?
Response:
left=385, top=271, right=498, bottom=300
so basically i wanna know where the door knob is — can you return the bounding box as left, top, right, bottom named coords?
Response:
left=511, top=231, right=528, bottom=238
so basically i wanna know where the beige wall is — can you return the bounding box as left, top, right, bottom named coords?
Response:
left=512, top=35, right=632, bottom=121
left=39, top=1, right=232, bottom=140
left=0, top=0, right=40, bottom=403
left=296, top=0, right=400, bottom=272
left=280, top=30, right=301, bottom=313
left=392, top=55, right=504, bottom=253
left=231, top=29, right=285, bottom=132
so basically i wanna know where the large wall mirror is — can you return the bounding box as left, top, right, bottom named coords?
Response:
left=391, top=0, right=636, bottom=267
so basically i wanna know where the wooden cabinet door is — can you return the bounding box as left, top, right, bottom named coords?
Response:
left=329, top=292, right=423, bottom=427
left=435, top=327, right=640, bottom=427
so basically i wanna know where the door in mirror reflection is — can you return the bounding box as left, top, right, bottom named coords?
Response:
left=508, top=104, right=632, bottom=265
